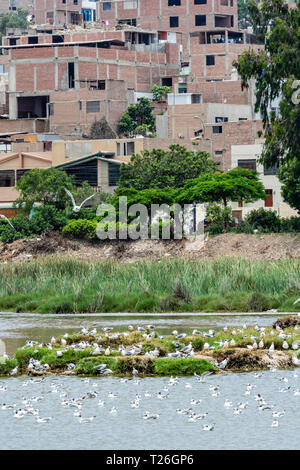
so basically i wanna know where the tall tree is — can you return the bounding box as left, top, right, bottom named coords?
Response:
left=233, top=0, right=300, bottom=212
left=118, top=144, right=218, bottom=190
left=176, top=168, right=266, bottom=207
left=15, top=168, right=75, bottom=211
left=119, top=97, right=156, bottom=136
left=0, top=9, right=29, bottom=43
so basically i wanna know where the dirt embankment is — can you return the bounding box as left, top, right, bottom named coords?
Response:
left=1, top=232, right=300, bottom=264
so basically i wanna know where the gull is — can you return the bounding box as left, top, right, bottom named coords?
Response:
left=203, top=342, right=210, bottom=351
left=143, top=411, right=159, bottom=420
left=272, top=410, right=285, bottom=418
left=259, top=340, right=264, bottom=349
left=144, top=392, right=151, bottom=398
left=224, top=399, right=232, bottom=408
left=132, top=367, right=138, bottom=377
left=271, top=420, right=279, bottom=428
left=292, top=342, right=299, bottom=350
left=10, top=367, right=18, bottom=376
left=98, top=400, right=105, bottom=407
left=79, top=416, right=96, bottom=423
left=190, top=399, right=202, bottom=405
left=294, top=389, right=300, bottom=396
left=192, top=330, right=201, bottom=335
left=292, top=355, right=300, bottom=366
left=110, top=406, right=117, bottom=414
left=216, top=358, right=228, bottom=370
left=0, top=214, right=15, bottom=229
left=268, top=342, right=275, bottom=355
left=64, top=187, right=96, bottom=212
left=36, top=417, right=52, bottom=423
left=203, top=424, right=215, bottom=431
left=282, top=341, right=289, bottom=350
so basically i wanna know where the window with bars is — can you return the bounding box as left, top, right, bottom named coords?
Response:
left=238, top=159, right=256, bottom=170
left=86, top=101, right=100, bottom=113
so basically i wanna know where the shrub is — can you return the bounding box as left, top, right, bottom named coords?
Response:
left=280, top=216, right=300, bottom=232
left=245, top=208, right=281, bottom=232
left=62, top=219, right=98, bottom=239
left=206, top=203, right=235, bottom=233
left=30, top=205, right=69, bottom=232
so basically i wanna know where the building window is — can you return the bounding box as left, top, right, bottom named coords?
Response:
left=109, top=164, right=121, bottom=186
left=49, top=103, right=54, bottom=116
left=0, top=170, right=15, bottom=187
left=265, top=189, right=273, bottom=207
left=191, top=94, right=201, bottom=104
left=0, top=65, right=4, bottom=73
left=52, top=35, right=64, bottom=43
left=86, top=101, right=100, bottom=113
left=170, top=16, right=179, bottom=27
left=28, top=36, right=38, bottom=44
left=162, top=77, right=172, bottom=87
left=68, top=62, right=75, bottom=89
left=178, top=83, right=187, bottom=93
left=168, top=0, right=181, bottom=5
left=194, top=0, right=207, bottom=3
left=74, top=0, right=78, bottom=4
left=238, top=159, right=256, bottom=170
left=103, top=2, right=111, bottom=10
left=16, top=169, right=30, bottom=181
left=9, top=38, right=17, bottom=46
left=117, top=141, right=135, bottom=156
left=195, top=15, right=206, bottom=26
left=215, top=117, right=228, bottom=122
left=206, top=55, right=215, bottom=66
left=264, top=163, right=279, bottom=176
left=213, top=126, right=222, bottom=134
left=62, top=0, right=66, bottom=3
left=123, top=0, right=138, bottom=8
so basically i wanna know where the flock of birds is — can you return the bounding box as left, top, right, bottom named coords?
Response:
left=0, top=320, right=300, bottom=448
left=0, top=365, right=299, bottom=438
left=2, top=319, right=300, bottom=377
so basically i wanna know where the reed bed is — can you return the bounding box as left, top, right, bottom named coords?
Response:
left=0, top=256, right=300, bottom=313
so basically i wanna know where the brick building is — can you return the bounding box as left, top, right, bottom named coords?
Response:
left=1, top=28, right=181, bottom=137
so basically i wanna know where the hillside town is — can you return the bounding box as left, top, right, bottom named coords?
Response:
left=0, top=0, right=297, bottom=220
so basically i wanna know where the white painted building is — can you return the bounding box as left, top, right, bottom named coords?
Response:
left=230, top=142, right=298, bottom=219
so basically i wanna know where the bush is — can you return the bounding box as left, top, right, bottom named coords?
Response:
left=62, top=219, right=98, bottom=239
left=206, top=203, right=235, bottom=233
left=245, top=208, right=281, bottom=233
left=280, top=216, right=300, bottom=232
left=30, top=205, right=69, bottom=232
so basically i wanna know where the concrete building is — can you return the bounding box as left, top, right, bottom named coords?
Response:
left=1, top=28, right=180, bottom=138
left=230, top=143, right=298, bottom=219
left=0, top=151, right=52, bottom=213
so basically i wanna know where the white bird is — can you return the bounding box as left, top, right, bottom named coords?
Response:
left=0, top=214, right=15, bottom=229
left=268, top=342, right=275, bottom=355
left=64, top=187, right=96, bottom=212
left=282, top=341, right=289, bottom=350
left=143, top=411, right=159, bottom=420
left=203, top=423, right=215, bottom=431
left=271, top=420, right=279, bottom=428
left=292, top=355, right=300, bottom=366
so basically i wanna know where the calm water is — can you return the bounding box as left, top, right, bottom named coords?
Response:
left=0, top=312, right=283, bottom=356
left=0, top=371, right=299, bottom=450
left=0, top=313, right=299, bottom=450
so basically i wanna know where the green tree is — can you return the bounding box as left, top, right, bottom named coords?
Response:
left=0, top=9, right=29, bottom=44
left=119, top=98, right=155, bottom=136
left=177, top=168, right=266, bottom=207
left=238, top=0, right=252, bottom=30
left=118, top=144, right=218, bottom=191
left=233, top=0, right=300, bottom=211
left=151, top=85, right=172, bottom=101
left=15, top=168, right=75, bottom=211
